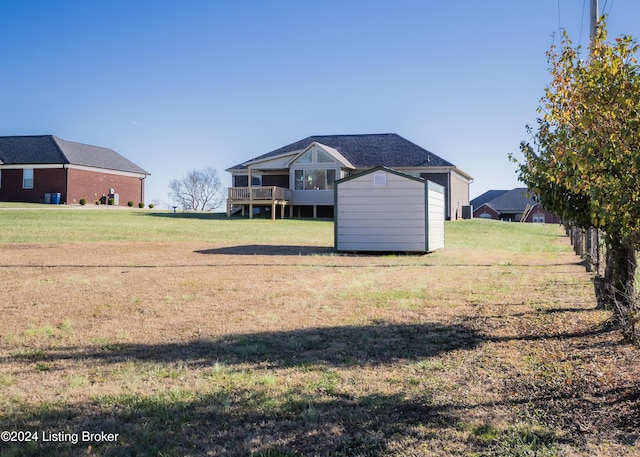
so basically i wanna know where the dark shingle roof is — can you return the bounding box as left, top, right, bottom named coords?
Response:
left=0, top=135, right=149, bottom=175
left=470, top=190, right=509, bottom=209
left=228, top=133, right=455, bottom=170
left=478, top=188, right=536, bottom=212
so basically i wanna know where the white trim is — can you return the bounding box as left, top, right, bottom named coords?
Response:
left=67, top=164, right=147, bottom=178
left=0, top=163, right=146, bottom=178
left=285, top=142, right=355, bottom=169
left=0, top=164, right=64, bottom=169
left=66, top=164, right=147, bottom=178
left=240, top=150, right=302, bottom=168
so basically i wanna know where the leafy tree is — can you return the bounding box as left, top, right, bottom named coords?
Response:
left=169, top=167, right=226, bottom=211
left=513, top=20, right=640, bottom=339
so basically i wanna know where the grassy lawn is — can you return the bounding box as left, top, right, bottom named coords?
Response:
left=0, top=209, right=638, bottom=456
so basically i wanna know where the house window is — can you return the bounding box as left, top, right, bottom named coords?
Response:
left=23, top=169, right=34, bottom=189
left=296, top=145, right=336, bottom=165
left=297, top=150, right=313, bottom=163
left=294, top=169, right=336, bottom=190
left=317, top=149, right=335, bottom=163
left=292, top=146, right=338, bottom=190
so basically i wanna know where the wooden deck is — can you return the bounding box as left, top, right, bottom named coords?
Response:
left=226, top=186, right=292, bottom=219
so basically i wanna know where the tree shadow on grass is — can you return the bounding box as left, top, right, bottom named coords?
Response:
left=4, top=321, right=485, bottom=456
left=2, top=387, right=464, bottom=457
left=7, top=321, right=482, bottom=369
left=6, top=320, right=628, bottom=455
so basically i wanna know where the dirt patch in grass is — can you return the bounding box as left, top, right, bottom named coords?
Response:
left=1, top=227, right=639, bottom=456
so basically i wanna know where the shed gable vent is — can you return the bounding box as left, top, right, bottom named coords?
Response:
left=373, top=172, right=387, bottom=186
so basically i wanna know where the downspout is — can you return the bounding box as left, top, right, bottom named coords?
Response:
left=64, top=164, right=68, bottom=204
left=248, top=166, right=253, bottom=219
left=447, top=172, right=451, bottom=220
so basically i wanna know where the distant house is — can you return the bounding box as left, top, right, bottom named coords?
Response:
left=0, top=135, right=149, bottom=206
left=226, top=133, right=473, bottom=220
left=471, top=188, right=560, bottom=223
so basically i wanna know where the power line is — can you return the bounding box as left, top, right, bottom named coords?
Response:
left=557, top=0, right=563, bottom=31
left=605, top=0, right=614, bottom=17
left=579, top=0, right=587, bottom=49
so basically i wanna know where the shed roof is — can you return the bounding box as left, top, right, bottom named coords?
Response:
left=335, top=165, right=427, bottom=185
left=0, top=135, right=149, bottom=175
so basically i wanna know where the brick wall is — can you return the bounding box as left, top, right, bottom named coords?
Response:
left=66, top=168, right=145, bottom=206
left=473, top=204, right=500, bottom=220
left=0, top=168, right=66, bottom=203
left=0, top=167, right=145, bottom=206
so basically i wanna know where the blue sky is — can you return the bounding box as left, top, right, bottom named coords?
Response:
left=1, top=1, right=638, bottom=207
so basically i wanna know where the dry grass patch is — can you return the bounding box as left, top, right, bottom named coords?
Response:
left=0, top=216, right=639, bottom=456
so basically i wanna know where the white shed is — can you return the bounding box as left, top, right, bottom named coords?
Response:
left=334, top=166, right=445, bottom=253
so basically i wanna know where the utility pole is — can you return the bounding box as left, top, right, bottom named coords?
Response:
left=590, top=0, right=598, bottom=50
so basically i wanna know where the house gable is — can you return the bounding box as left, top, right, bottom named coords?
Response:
left=286, top=142, right=354, bottom=169
left=289, top=144, right=346, bottom=195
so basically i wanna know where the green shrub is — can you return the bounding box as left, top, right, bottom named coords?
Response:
left=108, top=198, right=115, bottom=206
left=79, top=198, right=87, bottom=206
left=95, top=200, right=101, bottom=205
left=127, top=201, right=134, bottom=207
left=138, top=202, right=145, bottom=208
left=148, top=203, right=155, bottom=209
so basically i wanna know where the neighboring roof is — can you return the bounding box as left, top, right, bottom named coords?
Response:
left=0, top=135, right=149, bottom=175
left=470, top=190, right=509, bottom=209
left=477, top=188, right=536, bottom=213
left=228, top=133, right=457, bottom=171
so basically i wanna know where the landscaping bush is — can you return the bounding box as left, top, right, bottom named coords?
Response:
left=127, top=201, right=134, bottom=207
left=148, top=203, right=155, bottom=209
left=95, top=200, right=101, bottom=205
left=138, top=202, right=145, bottom=208
left=108, top=198, right=115, bottom=206
left=79, top=198, right=87, bottom=206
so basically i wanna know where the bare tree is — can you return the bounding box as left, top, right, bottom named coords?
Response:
left=169, top=167, right=225, bottom=211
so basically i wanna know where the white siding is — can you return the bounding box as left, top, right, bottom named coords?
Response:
left=427, top=183, right=445, bottom=251
left=336, top=170, right=427, bottom=252
left=291, top=190, right=334, bottom=205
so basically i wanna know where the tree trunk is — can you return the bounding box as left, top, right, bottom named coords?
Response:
left=601, top=236, right=639, bottom=341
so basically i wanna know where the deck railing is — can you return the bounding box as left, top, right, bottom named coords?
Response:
left=228, top=186, right=292, bottom=202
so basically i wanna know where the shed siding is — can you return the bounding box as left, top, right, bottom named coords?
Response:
left=427, top=183, right=445, bottom=250
left=336, top=171, right=427, bottom=252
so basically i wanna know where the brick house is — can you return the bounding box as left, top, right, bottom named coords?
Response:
left=0, top=135, right=149, bottom=206
left=471, top=188, right=561, bottom=223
